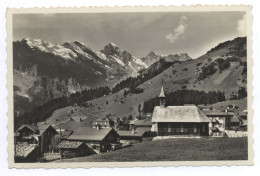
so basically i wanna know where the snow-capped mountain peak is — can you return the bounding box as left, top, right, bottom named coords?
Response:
left=23, top=38, right=77, bottom=61
left=109, top=42, right=118, bottom=48
left=18, top=38, right=148, bottom=83
left=141, top=51, right=192, bottom=67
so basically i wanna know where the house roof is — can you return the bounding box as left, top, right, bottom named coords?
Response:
left=16, top=124, right=39, bottom=133
left=152, top=106, right=210, bottom=123
left=58, top=141, right=85, bottom=149
left=135, top=126, right=152, bottom=132
left=117, top=130, right=145, bottom=137
left=16, top=124, right=57, bottom=135
left=134, top=119, right=152, bottom=126
left=15, top=144, right=38, bottom=158
left=202, top=109, right=233, bottom=117
left=67, top=127, right=116, bottom=141
left=38, top=124, right=57, bottom=135
left=158, top=86, right=165, bottom=98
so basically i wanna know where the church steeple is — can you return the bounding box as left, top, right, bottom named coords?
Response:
left=159, top=86, right=166, bottom=108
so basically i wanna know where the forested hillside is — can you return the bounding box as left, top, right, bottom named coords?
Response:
left=14, top=37, right=248, bottom=128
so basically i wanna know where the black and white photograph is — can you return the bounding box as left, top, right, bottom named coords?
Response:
left=7, top=6, right=253, bottom=167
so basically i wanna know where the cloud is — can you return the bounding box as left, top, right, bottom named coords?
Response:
left=165, top=15, right=188, bottom=43
left=237, top=14, right=246, bottom=36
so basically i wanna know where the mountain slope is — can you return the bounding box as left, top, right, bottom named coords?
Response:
left=45, top=37, right=247, bottom=122
left=100, top=42, right=148, bottom=78
left=13, top=38, right=148, bottom=116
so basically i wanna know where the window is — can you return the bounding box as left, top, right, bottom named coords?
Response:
left=180, top=124, right=184, bottom=132
left=168, top=124, right=171, bottom=132
left=202, top=124, right=206, bottom=132
left=183, top=128, right=188, bottom=132
left=193, top=124, right=197, bottom=132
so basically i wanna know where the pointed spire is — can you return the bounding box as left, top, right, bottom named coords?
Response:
left=159, top=86, right=165, bottom=98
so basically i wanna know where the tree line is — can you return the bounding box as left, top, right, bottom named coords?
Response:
left=14, top=86, right=111, bottom=130
left=143, top=90, right=226, bottom=113
left=112, top=59, right=174, bottom=94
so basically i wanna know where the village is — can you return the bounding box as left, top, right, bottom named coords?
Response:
left=14, top=86, right=248, bottom=162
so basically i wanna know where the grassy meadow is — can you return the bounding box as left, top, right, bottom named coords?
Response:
left=57, top=137, right=248, bottom=162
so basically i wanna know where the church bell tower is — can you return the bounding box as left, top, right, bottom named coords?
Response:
left=159, top=86, right=166, bottom=108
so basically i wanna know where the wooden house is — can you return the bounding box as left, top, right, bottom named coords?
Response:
left=203, top=109, right=233, bottom=137
left=15, top=124, right=39, bottom=144
left=67, top=127, right=120, bottom=152
left=58, top=141, right=95, bottom=159
left=92, top=116, right=115, bottom=129
left=15, top=124, right=58, bottom=153
left=132, top=119, right=152, bottom=136
left=151, top=86, right=210, bottom=137
left=134, top=119, right=152, bottom=131
left=15, top=144, right=40, bottom=163
left=117, top=130, right=145, bottom=142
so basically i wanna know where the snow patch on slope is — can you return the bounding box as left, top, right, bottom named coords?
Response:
left=132, top=56, right=148, bottom=68
left=67, top=42, right=93, bottom=60
left=25, top=38, right=77, bottom=61
left=96, top=51, right=108, bottom=61
left=111, top=55, right=125, bottom=66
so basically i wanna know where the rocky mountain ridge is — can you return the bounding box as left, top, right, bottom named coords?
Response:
left=140, top=51, right=192, bottom=67
left=14, top=37, right=247, bottom=128
left=13, top=38, right=188, bottom=116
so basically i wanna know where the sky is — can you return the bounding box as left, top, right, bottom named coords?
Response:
left=13, top=12, right=246, bottom=59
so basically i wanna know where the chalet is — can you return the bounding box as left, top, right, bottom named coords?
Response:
left=151, top=86, right=211, bottom=137
left=67, top=127, right=120, bottom=152
left=134, top=119, right=152, bottom=132
left=58, top=141, right=95, bottom=159
left=117, top=130, right=145, bottom=142
left=15, top=124, right=58, bottom=153
left=92, top=116, right=115, bottom=129
left=15, top=124, right=39, bottom=144
left=132, top=119, right=153, bottom=136
left=202, top=109, right=233, bottom=137
left=15, top=144, right=40, bottom=163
